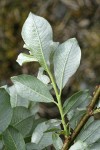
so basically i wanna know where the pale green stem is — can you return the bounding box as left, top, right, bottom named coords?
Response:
left=47, top=69, right=69, bottom=136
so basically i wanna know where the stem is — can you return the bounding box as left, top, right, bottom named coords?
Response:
left=62, top=85, right=100, bottom=150
left=58, top=95, right=69, bottom=136
left=48, top=70, right=69, bottom=136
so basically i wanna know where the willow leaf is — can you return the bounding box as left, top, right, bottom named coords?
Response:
left=22, top=12, right=57, bottom=70
left=0, top=89, right=13, bottom=134
left=3, top=126, right=26, bottom=150
left=54, top=38, right=81, bottom=91
left=11, top=107, right=33, bottom=137
left=11, top=75, right=54, bottom=103
left=76, top=120, right=100, bottom=145
left=16, top=53, right=38, bottom=66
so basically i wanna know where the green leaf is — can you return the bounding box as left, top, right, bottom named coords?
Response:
left=52, top=133, right=63, bottom=150
left=21, top=12, right=57, bottom=69
left=28, top=101, right=39, bottom=116
left=68, top=109, right=86, bottom=129
left=76, top=120, right=100, bottom=145
left=0, top=89, right=13, bottom=134
left=9, top=85, right=29, bottom=108
left=63, top=90, right=89, bottom=116
left=0, top=85, right=9, bottom=93
left=16, top=53, right=38, bottom=66
left=26, top=143, right=39, bottom=150
left=10, top=107, right=33, bottom=137
left=54, top=38, right=81, bottom=91
left=44, top=128, right=61, bottom=133
left=31, top=119, right=61, bottom=144
left=90, top=139, right=100, bottom=150
left=69, top=140, right=89, bottom=150
left=3, top=126, right=26, bottom=150
left=35, top=132, right=52, bottom=149
left=27, top=131, right=53, bottom=150
left=37, top=67, right=50, bottom=85
left=0, top=139, right=3, bottom=150
left=11, top=75, right=54, bottom=103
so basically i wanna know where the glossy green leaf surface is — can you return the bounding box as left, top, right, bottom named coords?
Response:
left=0, top=89, right=13, bottom=134
left=54, top=38, right=81, bottom=91
left=11, top=75, right=54, bottom=103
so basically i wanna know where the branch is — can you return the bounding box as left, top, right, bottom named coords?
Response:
left=62, top=85, right=100, bottom=150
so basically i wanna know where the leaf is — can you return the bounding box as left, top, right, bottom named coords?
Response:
left=90, top=139, right=100, bottom=150
left=21, top=12, right=56, bottom=69
left=30, top=119, right=61, bottom=150
left=10, top=107, right=33, bottom=137
left=31, top=119, right=61, bottom=144
left=28, top=101, right=39, bottom=116
left=11, top=75, right=54, bottom=103
left=0, top=89, right=13, bottom=134
left=54, top=38, right=81, bottom=91
left=52, top=133, right=63, bottom=150
left=63, top=90, right=90, bottom=116
left=0, top=139, right=3, bottom=149
left=26, top=143, right=40, bottom=150
left=69, top=140, right=89, bottom=150
left=9, top=85, right=29, bottom=108
left=37, top=67, right=50, bottom=84
left=16, top=53, right=38, bottom=66
left=76, top=120, right=100, bottom=145
left=44, top=128, right=61, bottom=133
left=25, top=118, right=46, bottom=142
left=3, top=126, right=26, bottom=150
left=35, top=132, right=52, bottom=149
left=97, top=100, right=100, bottom=108
left=0, top=85, right=9, bottom=93
left=68, top=109, right=86, bottom=129
left=27, top=132, right=53, bottom=150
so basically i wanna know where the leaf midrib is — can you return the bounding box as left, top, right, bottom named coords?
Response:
left=13, top=115, right=32, bottom=127
left=14, top=80, right=53, bottom=102
left=7, top=129, right=18, bottom=150
left=60, top=40, right=76, bottom=91
left=33, top=16, right=48, bottom=70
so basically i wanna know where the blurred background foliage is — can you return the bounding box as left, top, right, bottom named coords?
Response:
left=0, top=0, right=100, bottom=95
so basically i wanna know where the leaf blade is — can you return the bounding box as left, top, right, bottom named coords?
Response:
left=11, top=75, right=54, bottom=103
left=21, top=12, right=55, bottom=69
left=3, top=126, right=26, bottom=150
left=76, top=120, right=100, bottom=145
left=52, top=133, right=63, bottom=150
left=54, top=38, right=81, bottom=90
left=16, top=53, right=38, bottom=66
left=63, top=90, right=89, bottom=115
left=0, top=89, right=13, bottom=134
left=11, top=107, right=33, bottom=137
